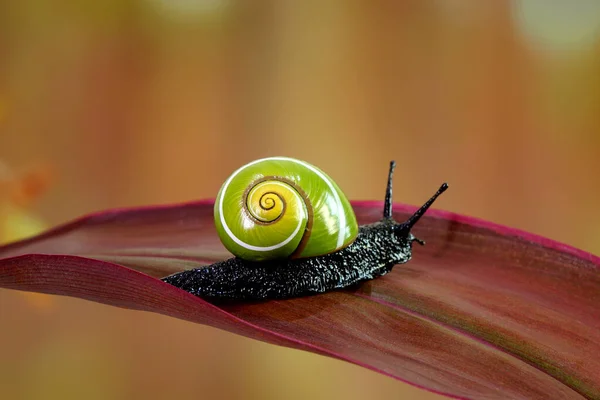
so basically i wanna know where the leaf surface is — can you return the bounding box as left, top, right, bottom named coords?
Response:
left=1, top=201, right=598, bottom=399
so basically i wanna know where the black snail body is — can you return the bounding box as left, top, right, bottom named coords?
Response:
left=163, top=157, right=448, bottom=301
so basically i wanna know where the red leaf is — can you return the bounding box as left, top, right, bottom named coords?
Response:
left=1, top=201, right=598, bottom=399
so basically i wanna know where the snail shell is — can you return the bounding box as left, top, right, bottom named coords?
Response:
left=214, top=157, right=359, bottom=262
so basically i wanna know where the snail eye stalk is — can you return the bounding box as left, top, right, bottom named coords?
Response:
left=403, top=183, right=449, bottom=230
left=383, top=160, right=396, bottom=220
left=392, top=182, right=448, bottom=246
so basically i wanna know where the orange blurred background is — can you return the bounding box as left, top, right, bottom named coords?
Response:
left=1, top=1, right=599, bottom=399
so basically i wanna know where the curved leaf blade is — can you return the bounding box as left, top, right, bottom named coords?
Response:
left=1, top=201, right=598, bottom=399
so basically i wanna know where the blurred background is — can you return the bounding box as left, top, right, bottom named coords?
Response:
left=1, top=1, right=599, bottom=399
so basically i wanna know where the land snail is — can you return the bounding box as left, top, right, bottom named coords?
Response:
left=163, top=157, right=448, bottom=301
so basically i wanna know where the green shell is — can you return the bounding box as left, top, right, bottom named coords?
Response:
left=214, top=157, right=359, bottom=262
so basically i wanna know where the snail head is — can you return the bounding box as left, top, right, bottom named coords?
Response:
left=382, top=160, right=448, bottom=245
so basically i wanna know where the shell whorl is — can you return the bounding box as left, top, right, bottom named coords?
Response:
left=214, top=157, right=358, bottom=262
left=245, top=179, right=299, bottom=224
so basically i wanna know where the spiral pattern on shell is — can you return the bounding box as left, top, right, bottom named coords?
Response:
left=246, top=181, right=291, bottom=223
left=214, top=157, right=358, bottom=262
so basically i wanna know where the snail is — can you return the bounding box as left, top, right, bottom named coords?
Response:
left=163, top=157, right=447, bottom=301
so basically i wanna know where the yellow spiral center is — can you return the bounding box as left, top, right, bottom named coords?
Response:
left=246, top=181, right=291, bottom=223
